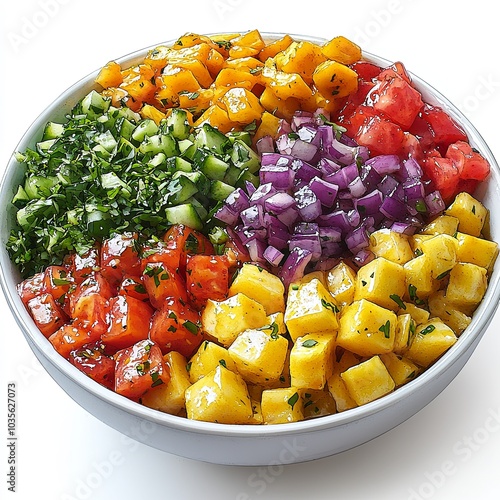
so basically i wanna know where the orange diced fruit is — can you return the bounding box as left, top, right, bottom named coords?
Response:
left=95, top=61, right=123, bottom=89
left=322, top=36, right=362, bottom=65
left=218, top=87, right=264, bottom=124
left=313, top=60, right=359, bottom=99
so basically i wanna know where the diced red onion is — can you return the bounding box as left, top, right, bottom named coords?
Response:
left=280, top=247, right=312, bottom=290
left=308, top=176, right=338, bottom=207
left=263, top=245, right=285, bottom=267
left=256, top=135, right=275, bottom=156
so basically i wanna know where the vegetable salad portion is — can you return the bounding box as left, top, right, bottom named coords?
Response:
left=10, top=30, right=498, bottom=424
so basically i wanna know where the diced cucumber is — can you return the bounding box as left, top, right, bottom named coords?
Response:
left=36, top=139, right=57, bottom=155
left=167, top=175, right=199, bottom=204
left=117, top=137, right=135, bottom=159
left=231, top=139, right=260, bottom=173
left=24, top=175, right=59, bottom=199
left=209, top=180, right=236, bottom=201
left=194, top=123, right=230, bottom=155
left=165, top=203, right=203, bottom=231
left=81, top=90, right=111, bottom=120
left=148, top=153, right=166, bottom=168
left=166, top=108, right=190, bottom=140
left=178, top=138, right=194, bottom=154
left=180, top=141, right=198, bottom=160
left=223, top=165, right=242, bottom=186
left=118, top=118, right=136, bottom=140
left=132, top=119, right=159, bottom=142
left=95, top=130, right=118, bottom=153
left=139, top=134, right=178, bottom=157
left=11, top=185, right=29, bottom=207
left=169, top=156, right=193, bottom=173
left=236, top=169, right=259, bottom=189
left=185, top=196, right=208, bottom=221
left=226, top=130, right=252, bottom=147
left=173, top=170, right=210, bottom=196
left=42, top=122, right=64, bottom=141
left=116, top=106, right=141, bottom=123
left=196, top=151, right=229, bottom=181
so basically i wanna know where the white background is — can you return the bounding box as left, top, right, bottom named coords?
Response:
left=1, top=1, right=500, bottom=499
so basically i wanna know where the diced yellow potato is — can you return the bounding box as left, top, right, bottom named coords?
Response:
left=337, top=299, right=396, bottom=356
left=456, top=232, right=498, bottom=270
left=445, top=262, right=488, bottom=313
left=188, top=340, right=237, bottom=383
left=341, top=356, right=395, bottom=406
left=404, top=254, right=439, bottom=299
left=327, top=350, right=359, bottom=412
left=325, top=260, right=356, bottom=308
left=228, top=328, right=289, bottom=385
left=265, top=311, right=287, bottom=335
left=419, top=234, right=459, bottom=279
left=313, top=60, right=358, bottom=99
left=354, top=257, right=406, bottom=311
left=409, top=234, right=434, bottom=255
left=321, top=36, right=362, bottom=64
left=202, top=293, right=268, bottom=346
left=399, top=302, right=430, bottom=325
left=420, top=215, right=459, bottom=236
left=302, top=389, right=337, bottom=419
left=445, top=192, right=488, bottom=237
left=274, top=41, right=326, bottom=84
left=368, top=229, right=413, bottom=265
left=185, top=365, right=253, bottom=424
left=405, top=319, right=458, bottom=367
left=229, top=263, right=285, bottom=315
left=289, top=332, right=336, bottom=390
left=295, top=270, right=327, bottom=288
left=284, top=278, right=339, bottom=342
left=393, top=313, right=417, bottom=355
left=141, top=351, right=191, bottom=415
left=380, top=352, right=420, bottom=387
left=428, top=290, right=471, bottom=335
left=261, top=387, right=304, bottom=424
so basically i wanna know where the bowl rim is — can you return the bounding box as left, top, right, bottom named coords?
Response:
left=1, top=31, right=500, bottom=438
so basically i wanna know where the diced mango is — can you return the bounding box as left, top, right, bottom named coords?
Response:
left=95, top=61, right=123, bottom=89
left=258, top=34, right=294, bottom=62
left=341, top=356, right=395, bottom=406
left=185, top=365, right=253, bottom=424
left=321, top=36, right=362, bottom=65
left=445, top=262, right=488, bottom=313
left=261, top=65, right=313, bottom=101
left=393, top=313, right=417, bottom=355
left=419, top=234, right=459, bottom=279
left=337, top=299, right=396, bottom=356
left=327, top=350, right=359, bottom=412
left=368, top=229, right=413, bottom=265
left=456, top=232, right=498, bottom=270
left=188, top=340, right=237, bottom=383
left=229, top=30, right=266, bottom=58
left=313, top=60, right=358, bottom=99
left=325, top=261, right=356, bottom=308
left=445, top=192, right=488, bottom=237
left=380, top=352, right=420, bottom=387
left=218, top=87, right=264, bottom=125
left=302, top=389, right=337, bottom=419
left=274, top=41, right=326, bottom=84
left=420, top=215, right=459, bottom=236
left=428, top=291, right=471, bottom=336
left=261, top=387, right=304, bottom=424
left=404, top=254, right=439, bottom=299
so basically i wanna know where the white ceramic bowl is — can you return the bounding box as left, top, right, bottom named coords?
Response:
left=1, top=34, right=500, bottom=466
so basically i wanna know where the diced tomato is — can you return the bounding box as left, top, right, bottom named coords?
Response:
left=455, top=177, right=480, bottom=197
left=114, top=339, right=170, bottom=400
left=350, top=61, right=381, bottom=82
left=69, top=342, right=115, bottom=389
left=69, top=272, right=115, bottom=312
left=101, top=233, right=141, bottom=285
left=376, top=61, right=412, bottom=84
left=161, top=224, right=214, bottom=274
left=401, top=133, right=425, bottom=164
left=422, top=156, right=460, bottom=204
left=336, top=81, right=375, bottom=125
left=186, top=254, right=229, bottom=309
left=118, top=275, right=149, bottom=301
left=142, top=261, right=188, bottom=309
left=339, top=104, right=378, bottom=138
left=71, top=293, right=110, bottom=336
left=101, top=295, right=154, bottom=352
left=65, top=246, right=101, bottom=284
left=16, top=272, right=44, bottom=306
left=370, top=74, right=423, bottom=130
left=26, top=293, right=68, bottom=338
left=221, top=235, right=251, bottom=272
left=421, top=104, right=468, bottom=150
left=446, top=141, right=490, bottom=181
left=42, top=265, right=74, bottom=315
left=49, top=323, right=101, bottom=358
left=149, top=297, right=203, bottom=358
left=355, top=114, right=405, bottom=157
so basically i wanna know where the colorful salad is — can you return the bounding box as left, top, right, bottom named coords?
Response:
left=10, top=30, right=498, bottom=424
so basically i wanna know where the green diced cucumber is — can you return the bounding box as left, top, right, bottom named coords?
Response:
left=132, top=119, right=159, bottom=142
left=81, top=90, right=111, bottom=120
left=118, top=118, right=136, bottom=140
left=139, top=134, right=178, bottom=157
left=11, top=185, right=29, bottom=207
left=95, top=130, right=118, bottom=153
left=172, top=170, right=210, bottom=196
left=166, top=108, right=191, bottom=140
left=209, top=180, right=236, bottom=201
left=36, top=139, right=57, bottom=155
left=185, top=196, right=208, bottom=221
left=24, top=175, right=59, bottom=199
left=226, top=130, right=252, bottom=147
left=194, top=123, right=230, bottom=155
left=223, top=165, right=242, bottom=186
left=167, top=176, right=199, bottom=204
left=199, top=154, right=230, bottom=181
left=235, top=169, right=259, bottom=189
left=42, top=122, right=64, bottom=141
left=165, top=203, right=203, bottom=231
left=231, top=139, right=260, bottom=173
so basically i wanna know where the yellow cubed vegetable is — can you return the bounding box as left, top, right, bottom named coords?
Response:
left=428, top=291, right=471, bottom=336
left=368, top=229, right=413, bottom=265
left=258, top=34, right=294, bottom=61
left=284, top=278, right=339, bottom=342
left=313, top=60, right=358, bottom=99
left=261, top=387, right=304, bottom=424
left=393, top=313, right=417, bottom=355
left=455, top=232, right=498, bottom=270
left=193, top=103, right=234, bottom=133
left=302, top=389, right=337, bottom=419
left=327, top=350, right=359, bottom=412
left=274, top=41, right=326, bottom=84
left=259, top=86, right=301, bottom=121
left=409, top=234, right=434, bottom=255
left=202, top=293, right=268, bottom=346
left=140, top=104, right=167, bottom=125
left=229, top=263, right=285, bottom=315
left=289, top=332, right=336, bottom=390
left=341, top=356, right=395, bottom=406
left=445, top=262, right=488, bottom=313
left=419, top=234, right=459, bottom=279
left=445, top=192, right=488, bottom=237
left=337, top=299, right=396, bottom=356
left=354, top=257, right=406, bottom=311
left=185, top=365, right=253, bottom=424
left=321, top=36, right=362, bottom=65
left=420, top=215, right=459, bottom=236
left=265, top=312, right=287, bottom=335
left=380, top=352, right=420, bottom=387
left=293, top=270, right=327, bottom=288
left=405, top=319, right=457, bottom=367
left=325, top=261, right=356, bottom=308
left=228, top=328, right=289, bottom=386
left=218, top=87, right=264, bottom=124
left=404, top=254, right=439, bottom=299
left=188, top=340, right=237, bottom=383
left=141, top=351, right=191, bottom=415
